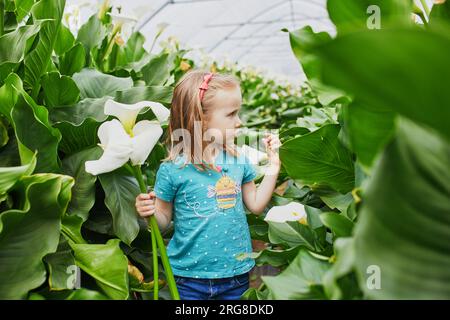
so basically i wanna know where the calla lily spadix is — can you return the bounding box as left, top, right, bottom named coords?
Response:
left=85, top=99, right=170, bottom=176
left=264, top=201, right=308, bottom=225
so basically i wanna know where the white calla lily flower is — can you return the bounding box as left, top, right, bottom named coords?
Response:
left=85, top=119, right=134, bottom=175
left=85, top=100, right=170, bottom=175
left=264, top=201, right=308, bottom=225
left=104, top=99, right=170, bottom=133
left=238, top=144, right=268, bottom=164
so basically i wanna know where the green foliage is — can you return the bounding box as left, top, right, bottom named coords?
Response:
left=0, top=0, right=192, bottom=300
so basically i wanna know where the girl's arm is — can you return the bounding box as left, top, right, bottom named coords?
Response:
left=242, top=133, right=281, bottom=215
left=242, top=165, right=280, bottom=214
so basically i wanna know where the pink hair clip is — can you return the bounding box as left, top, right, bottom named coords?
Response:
left=199, top=73, right=213, bottom=101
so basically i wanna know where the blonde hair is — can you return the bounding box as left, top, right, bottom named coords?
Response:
left=162, top=70, right=241, bottom=172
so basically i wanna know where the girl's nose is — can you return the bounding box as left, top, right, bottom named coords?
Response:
left=236, top=116, right=242, bottom=127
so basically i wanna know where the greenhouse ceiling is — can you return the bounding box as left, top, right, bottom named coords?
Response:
left=65, top=0, right=336, bottom=81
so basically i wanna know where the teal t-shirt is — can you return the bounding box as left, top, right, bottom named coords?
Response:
left=153, top=148, right=257, bottom=279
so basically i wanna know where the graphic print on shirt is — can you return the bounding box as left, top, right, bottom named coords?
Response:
left=182, top=168, right=241, bottom=218
left=207, top=175, right=241, bottom=209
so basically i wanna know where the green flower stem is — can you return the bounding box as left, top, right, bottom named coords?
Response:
left=132, top=164, right=180, bottom=300
left=131, top=165, right=159, bottom=299
left=150, top=226, right=158, bottom=300
left=100, top=23, right=121, bottom=70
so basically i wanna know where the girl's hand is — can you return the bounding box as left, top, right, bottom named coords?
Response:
left=262, top=133, right=281, bottom=170
left=135, top=191, right=156, bottom=218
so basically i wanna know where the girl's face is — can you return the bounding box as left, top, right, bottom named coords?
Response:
left=205, top=86, right=243, bottom=146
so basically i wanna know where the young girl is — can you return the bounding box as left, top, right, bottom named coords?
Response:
left=135, top=70, right=281, bottom=300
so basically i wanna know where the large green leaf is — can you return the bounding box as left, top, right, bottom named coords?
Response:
left=319, top=191, right=353, bottom=214
left=54, top=23, right=74, bottom=56
left=430, top=0, right=450, bottom=25
left=0, top=73, right=22, bottom=123
left=58, top=42, right=85, bottom=76
left=61, top=215, right=86, bottom=245
left=268, top=220, right=322, bottom=252
left=61, top=146, right=102, bottom=221
left=121, top=31, right=147, bottom=64
left=69, top=239, right=129, bottom=300
left=44, top=236, right=77, bottom=291
left=98, top=171, right=140, bottom=246
left=41, top=72, right=80, bottom=108
left=327, top=0, right=411, bottom=34
left=238, top=245, right=301, bottom=268
left=50, top=97, right=108, bottom=155
left=320, top=212, right=354, bottom=238
left=313, top=27, right=450, bottom=141
left=0, top=152, right=36, bottom=198
left=0, top=173, right=74, bottom=299
left=287, top=26, right=345, bottom=105
left=24, top=0, right=65, bottom=95
left=0, top=23, right=40, bottom=65
left=323, top=237, right=362, bottom=299
left=354, top=120, right=450, bottom=299
left=50, top=96, right=109, bottom=125
left=344, top=101, right=396, bottom=168
left=107, top=31, right=148, bottom=72
left=54, top=118, right=101, bottom=155
left=115, top=85, right=173, bottom=105
left=142, top=53, right=171, bottom=86
left=280, top=124, right=355, bottom=193
left=11, top=88, right=62, bottom=173
left=72, top=68, right=133, bottom=99
left=262, top=249, right=331, bottom=299
left=76, top=14, right=107, bottom=63
left=14, top=0, right=35, bottom=23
